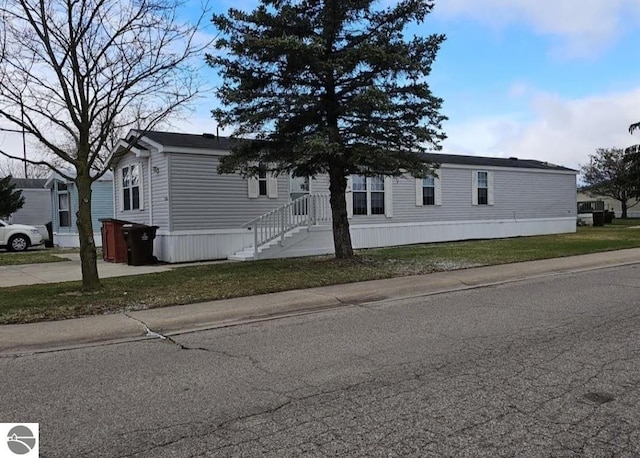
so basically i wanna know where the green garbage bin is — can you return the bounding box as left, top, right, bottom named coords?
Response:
left=121, top=224, right=159, bottom=266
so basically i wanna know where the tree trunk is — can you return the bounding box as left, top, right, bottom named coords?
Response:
left=75, top=172, right=102, bottom=290
left=328, top=165, right=354, bottom=258
left=621, top=200, right=628, bottom=219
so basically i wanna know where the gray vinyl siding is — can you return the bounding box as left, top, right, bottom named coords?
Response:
left=169, top=153, right=290, bottom=230
left=351, top=166, right=576, bottom=225
left=10, top=189, right=51, bottom=225
left=114, top=153, right=151, bottom=225
left=309, top=175, right=330, bottom=194
left=115, top=147, right=575, bottom=233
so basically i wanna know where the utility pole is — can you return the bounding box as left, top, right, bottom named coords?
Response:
left=20, top=102, right=27, bottom=178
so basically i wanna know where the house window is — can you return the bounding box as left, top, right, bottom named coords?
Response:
left=352, top=175, right=385, bottom=215
left=248, top=166, right=278, bottom=199
left=477, top=171, right=488, bottom=205
left=370, top=176, right=385, bottom=215
left=258, top=167, right=268, bottom=196
left=57, top=182, right=71, bottom=227
left=122, top=164, right=141, bottom=210
left=352, top=175, right=368, bottom=215
left=423, top=177, right=435, bottom=206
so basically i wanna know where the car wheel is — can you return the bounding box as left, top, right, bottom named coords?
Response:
left=8, top=234, right=29, bottom=252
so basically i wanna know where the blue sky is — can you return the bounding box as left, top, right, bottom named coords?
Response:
left=420, top=1, right=640, bottom=169
left=183, top=0, right=640, bottom=171
left=1, top=0, right=639, bottom=173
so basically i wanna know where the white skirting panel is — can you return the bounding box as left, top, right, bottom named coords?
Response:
left=247, top=217, right=577, bottom=260
left=155, top=229, right=254, bottom=263
left=350, top=217, right=577, bottom=250
left=154, top=217, right=577, bottom=263
left=54, top=232, right=103, bottom=248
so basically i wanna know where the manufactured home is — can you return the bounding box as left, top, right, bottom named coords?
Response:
left=577, top=189, right=640, bottom=218
left=109, top=131, right=578, bottom=263
left=45, top=171, right=114, bottom=248
left=7, top=178, right=51, bottom=227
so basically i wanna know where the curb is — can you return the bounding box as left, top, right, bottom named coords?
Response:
left=2, top=249, right=640, bottom=357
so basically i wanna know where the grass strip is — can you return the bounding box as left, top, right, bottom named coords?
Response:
left=0, top=251, right=70, bottom=266
left=2, top=220, right=640, bottom=324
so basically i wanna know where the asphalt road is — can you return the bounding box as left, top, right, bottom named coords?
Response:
left=2, top=264, right=640, bottom=457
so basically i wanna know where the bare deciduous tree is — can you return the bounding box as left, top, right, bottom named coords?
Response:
left=0, top=0, right=209, bottom=289
left=0, top=158, right=51, bottom=179
left=581, top=148, right=639, bottom=218
left=629, top=126, right=640, bottom=197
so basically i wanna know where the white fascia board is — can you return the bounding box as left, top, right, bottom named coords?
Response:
left=163, top=147, right=231, bottom=156
left=134, top=134, right=165, bottom=153
left=44, top=169, right=73, bottom=188
left=438, top=163, right=577, bottom=176
left=129, top=144, right=150, bottom=158
left=43, top=172, right=58, bottom=189
left=107, top=140, right=150, bottom=167
left=125, top=129, right=164, bottom=152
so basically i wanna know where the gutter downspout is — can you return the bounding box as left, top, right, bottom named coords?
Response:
left=148, top=156, right=153, bottom=226
left=112, top=169, right=116, bottom=218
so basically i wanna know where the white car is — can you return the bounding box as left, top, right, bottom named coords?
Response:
left=0, top=219, right=44, bottom=252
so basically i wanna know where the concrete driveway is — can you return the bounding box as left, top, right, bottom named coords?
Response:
left=0, top=252, right=174, bottom=287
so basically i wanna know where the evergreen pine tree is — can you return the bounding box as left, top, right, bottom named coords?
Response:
left=210, top=0, right=447, bottom=258
left=0, top=175, right=25, bottom=219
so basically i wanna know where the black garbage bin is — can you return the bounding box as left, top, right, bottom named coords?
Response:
left=121, top=224, right=159, bottom=266
left=604, top=210, right=615, bottom=224
left=45, top=221, right=54, bottom=248
left=592, top=210, right=605, bottom=227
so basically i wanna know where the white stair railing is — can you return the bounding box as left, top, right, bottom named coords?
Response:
left=243, top=193, right=331, bottom=258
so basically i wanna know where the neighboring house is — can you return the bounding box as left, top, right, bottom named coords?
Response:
left=109, top=131, right=578, bottom=263
left=45, top=171, right=114, bottom=247
left=7, top=178, right=51, bottom=227
left=577, top=190, right=640, bottom=218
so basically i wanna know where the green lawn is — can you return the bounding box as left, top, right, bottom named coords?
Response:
left=610, top=217, right=640, bottom=227
left=2, top=220, right=640, bottom=324
left=0, top=249, right=73, bottom=266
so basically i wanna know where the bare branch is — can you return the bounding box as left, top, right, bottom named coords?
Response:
left=0, top=0, right=212, bottom=287
left=0, top=148, right=72, bottom=179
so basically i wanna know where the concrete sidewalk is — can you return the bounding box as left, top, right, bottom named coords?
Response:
left=0, top=252, right=229, bottom=287
left=0, top=253, right=175, bottom=287
left=2, top=248, right=640, bottom=356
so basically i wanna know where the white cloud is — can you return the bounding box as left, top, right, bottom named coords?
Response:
left=443, top=87, right=640, bottom=170
left=507, top=81, right=531, bottom=99
left=442, top=113, right=525, bottom=156
left=435, top=0, right=640, bottom=57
